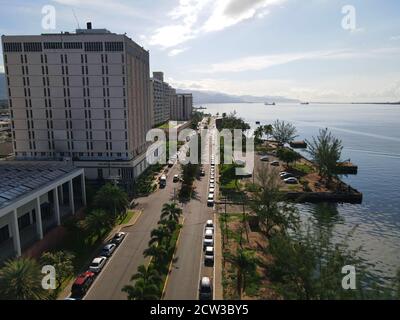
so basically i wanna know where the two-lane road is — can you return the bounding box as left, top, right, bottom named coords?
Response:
left=85, top=164, right=181, bottom=300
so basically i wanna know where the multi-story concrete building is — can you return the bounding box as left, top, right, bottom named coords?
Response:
left=150, top=71, right=174, bottom=126
left=173, top=93, right=193, bottom=121
left=1, top=23, right=158, bottom=183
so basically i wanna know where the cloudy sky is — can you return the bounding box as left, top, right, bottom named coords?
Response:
left=1, top=0, right=400, bottom=102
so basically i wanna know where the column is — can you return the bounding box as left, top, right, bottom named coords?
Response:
left=81, top=173, right=87, bottom=207
left=58, top=184, right=64, bottom=205
left=69, top=179, right=75, bottom=215
left=10, top=209, right=21, bottom=257
left=35, top=197, right=43, bottom=240
left=53, top=187, right=61, bottom=226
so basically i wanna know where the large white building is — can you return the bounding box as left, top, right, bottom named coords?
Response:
left=0, top=161, right=85, bottom=260
left=1, top=23, right=158, bottom=183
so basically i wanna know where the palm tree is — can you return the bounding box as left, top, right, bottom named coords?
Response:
left=161, top=203, right=182, bottom=223
left=254, top=126, right=264, bottom=144
left=94, top=183, right=129, bottom=217
left=122, top=265, right=161, bottom=300
left=158, top=218, right=178, bottom=234
left=143, top=244, right=169, bottom=267
left=0, top=257, right=48, bottom=300
left=226, top=249, right=257, bottom=299
left=84, top=209, right=112, bottom=241
left=148, top=226, right=170, bottom=247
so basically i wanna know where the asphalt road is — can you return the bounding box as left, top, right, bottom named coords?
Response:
left=163, top=121, right=216, bottom=300
left=85, top=163, right=181, bottom=300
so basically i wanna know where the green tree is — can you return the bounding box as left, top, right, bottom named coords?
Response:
left=158, top=218, right=178, bottom=234
left=94, top=183, right=129, bottom=217
left=277, top=148, right=302, bottom=168
left=272, top=120, right=298, bottom=145
left=0, top=257, right=48, bottom=300
left=148, top=225, right=170, bottom=247
left=306, top=128, right=343, bottom=183
left=161, top=202, right=182, bottom=223
left=122, top=265, right=161, bottom=300
left=40, top=251, right=75, bottom=291
left=226, top=249, right=258, bottom=299
left=249, top=163, right=299, bottom=239
left=84, top=209, right=113, bottom=240
left=263, top=124, right=273, bottom=141
left=254, top=126, right=265, bottom=145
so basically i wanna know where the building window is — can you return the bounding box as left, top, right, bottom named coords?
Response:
left=44, top=42, right=62, bottom=49
left=23, top=42, right=42, bottom=52
left=105, top=41, right=124, bottom=51
left=84, top=42, right=103, bottom=52
left=64, top=42, right=82, bottom=49
left=3, top=42, right=22, bottom=52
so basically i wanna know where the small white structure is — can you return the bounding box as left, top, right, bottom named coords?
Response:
left=0, top=161, right=86, bottom=260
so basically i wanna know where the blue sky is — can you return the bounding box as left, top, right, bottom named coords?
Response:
left=1, top=0, right=400, bottom=102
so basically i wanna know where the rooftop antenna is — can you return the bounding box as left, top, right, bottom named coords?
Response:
left=71, top=8, right=81, bottom=29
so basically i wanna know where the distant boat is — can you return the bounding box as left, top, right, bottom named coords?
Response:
left=256, top=121, right=261, bottom=125
left=265, top=102, right=276, bottom=106
left=300, top=102, right=309, bottom=105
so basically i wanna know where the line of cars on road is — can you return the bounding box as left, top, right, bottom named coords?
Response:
left=207, top=155, right=216, bottom=207
left=200, top=219, right=215, bottom=300
left=67, top=232, right=127, bottom=300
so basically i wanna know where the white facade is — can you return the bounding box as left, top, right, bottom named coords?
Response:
left=0, top=162, right=85, bottom=260
left=1, top=25, right=155, bottom=181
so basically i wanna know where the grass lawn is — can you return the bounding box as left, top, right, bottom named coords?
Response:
left=292, top=162, right=315, bottom=174
left=118, top=209, right=137, bottom=225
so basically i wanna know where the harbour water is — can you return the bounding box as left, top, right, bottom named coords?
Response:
left=202, top=102, right=400, bottom=283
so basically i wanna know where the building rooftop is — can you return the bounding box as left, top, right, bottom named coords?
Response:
left=0, top=161, right=80, bottom=210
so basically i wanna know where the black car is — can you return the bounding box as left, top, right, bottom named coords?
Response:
left=199, top=277, right=213, bottom=300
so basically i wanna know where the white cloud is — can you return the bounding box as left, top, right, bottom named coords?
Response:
left=194, top=47, right=400, bottom=73
left=390, top=35, right=400, bottom=41
left=147, top=0, right=284, bottom=48
left=202, top=0, right=284, bottom=32
left=168, top=48, right=189, bottom=57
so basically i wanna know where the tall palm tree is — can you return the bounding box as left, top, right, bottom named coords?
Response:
left=122, top=265, right=161, bottom=300
left=94, top=183, right=129, bottom=217
left=84, top=209, right=112, bottom=241
left=143, top=244, right=169, bottom=266
left=158, top=218, right=178, bottom=234
left=148, top=226, right=170, bottom=247
left=0, top=257, right=48, bottom=300
left=226, top=249, right=257, bottom=299
left=161, top=202, right=182, bottom=223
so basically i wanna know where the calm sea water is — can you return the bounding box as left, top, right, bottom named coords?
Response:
left=202, top=103, right=400, bottom=283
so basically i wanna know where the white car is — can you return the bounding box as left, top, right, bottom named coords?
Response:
left=209, top=178, right=215, bottom=184
left=203, top=229, right=214, bottom=248
left=112, top=232, right=126, bottom=245
left=204, top=246, right=214, bottom=265
left=89, top=257, right=107, bottom=273
left=284, top=177, right=299, bottom=184
left=101, top=243, right=116, bottom=257
left=210, top=174, right=215, bottom=180
left=209, top=187, right=215, bottom=194
left=209, top=183, right=215, bottom=188
left=205, top=220, right=214, bottom=233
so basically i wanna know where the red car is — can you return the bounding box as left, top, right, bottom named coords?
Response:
left=71, top=271, right=96, bottom=298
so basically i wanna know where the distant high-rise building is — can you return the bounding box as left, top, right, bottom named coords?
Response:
left=173, top=93, right=193, bottom=121
left=150, top=71, right=171, bottom=126
left=1, top=23, right=159, bottom=182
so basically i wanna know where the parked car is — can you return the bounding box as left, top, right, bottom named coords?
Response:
left=210, top=174, right=215, bottom=180
left=209, top=178, right=215, bottom=184
left=280, top=173, right=294, bottom=180
left=89, top=257, right=107, bottom=274
left=199, top=277, right=213, bottom=300
left=203, top=229, right=214, bottom=248
left=209, top=183, right=215, bottom=188
left=284, top=177, right=299, bottom=184
left=168, top=160, right=174, bottom=168
left=71, top=271, right=95, bottom=298
left=270, top=160, right=280, bottom=166
left=260, top=156, right=269, bottom=162
left=200, top=170, right=206, bottom=176
left=173, top=174, right=180, bottom=183
left=111, top=232, right=126, bottom=245
left=209, top=188, right=215, bottom=194
left=204, top=246, right=214, bottom=265
left=207, top=193, right=214, bottom=207
left=101, top=243, right=117, bottom=257
left=159, top=175, right=167, bottom=188
left=206, top=220, right=214, bottom=229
